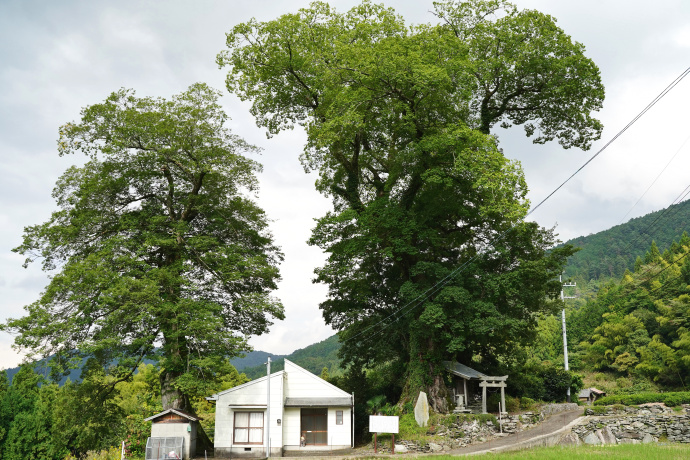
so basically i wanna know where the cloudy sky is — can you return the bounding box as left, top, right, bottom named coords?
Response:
left=1, top=0, right=689, bottom=370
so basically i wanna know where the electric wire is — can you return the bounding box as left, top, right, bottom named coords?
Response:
left=339, top=65, right=690, bottom=346
left=617, top=133, right=690, bottom=225
left=598, top=183, right=690, bottom=270
left=526, top=65, right=690, bottom=219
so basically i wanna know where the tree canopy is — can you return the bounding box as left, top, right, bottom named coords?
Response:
left=219, top=0, right=595, bottom=411
left=574, top=236, right=690, bottom=389
left=4, top=83, right=283, bottom=412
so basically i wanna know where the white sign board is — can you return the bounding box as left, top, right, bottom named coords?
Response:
left=369, top=415, right=399, bottom=433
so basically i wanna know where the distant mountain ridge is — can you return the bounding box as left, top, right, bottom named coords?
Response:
left=563, top=199, right=690, bottom=281
left=240, top=334, right=341, bottom=379
left=2, top=335, right=341, bottom=384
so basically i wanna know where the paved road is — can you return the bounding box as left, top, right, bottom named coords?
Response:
left=448, top=409, right=584, bottom=456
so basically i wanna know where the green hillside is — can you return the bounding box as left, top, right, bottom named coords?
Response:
left=563, top=199, right=690, bottom=281
left=241, top=334, right=341, bottom=379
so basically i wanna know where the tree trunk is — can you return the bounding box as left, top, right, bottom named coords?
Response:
left=400, top=331, right=451, bottom=413
left=160, top=370, right=192, bottom=413
left=427, top=373, right=450, bottom=413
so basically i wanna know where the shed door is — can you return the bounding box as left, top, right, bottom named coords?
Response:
left=300, top=408, right=327, bottom=445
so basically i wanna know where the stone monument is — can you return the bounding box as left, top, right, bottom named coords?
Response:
left=414, top=391, right=430, bottom=427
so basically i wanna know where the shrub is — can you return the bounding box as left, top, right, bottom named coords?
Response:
left=520, top=397, right=536, bottom=410
left=487, top=393, right=501, bottom=412
left=398, top=412, right=428, bottom=440
left=594, top=391, right=690, bottom=406
left=509, top=364, right=583, bottom=402
left=505, top=396, right=520, bottom=413
left=63, top=446, right=123, bottom=460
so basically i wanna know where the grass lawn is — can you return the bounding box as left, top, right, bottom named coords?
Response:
left=430, top=443, right=690, bottom=459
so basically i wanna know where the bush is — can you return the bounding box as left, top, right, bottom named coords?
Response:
left=505, top=396, right=520, bottom=412
left=509, top=364, right=583, bottom=402
left=520, top=397, right=536, bottom=410
left=594, top=391, right=690, bottom=406
left=486, top=393, right=501, bottom=412
left=398, top=412, right=428, bottom=440
left=64, top=446, right=123, bottom=460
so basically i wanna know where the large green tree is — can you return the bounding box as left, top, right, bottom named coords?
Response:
left=4, top=83, right=283, bottom=412
left=219, top=0, right=599, bottom=410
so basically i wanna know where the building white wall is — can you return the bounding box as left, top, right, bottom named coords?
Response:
left=151, top=422, right=195, bottom=459
left=283, top=360, right=350, bottom=399
left=282, top=360, right=353, bottom=449
left=282, top=407, right=301, bottom=447
left=327, top=407, right=352, bottom=447
left=214, top=371, right=284, bottom=454
left=212, top=360, right=353, bottom=456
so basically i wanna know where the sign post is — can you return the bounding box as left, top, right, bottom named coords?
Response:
left=369, top=416, right=399, bottom=454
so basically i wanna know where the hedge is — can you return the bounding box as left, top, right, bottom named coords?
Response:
left=593, top=392, right=690, bottom=407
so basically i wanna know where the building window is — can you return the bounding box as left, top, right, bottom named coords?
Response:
left=336, top=410, right=343, bottom=425
left=234, top=412, right=264, bottom=445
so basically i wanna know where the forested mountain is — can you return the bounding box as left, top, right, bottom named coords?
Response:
left=563, top=199, right=690, bottom=281
left=568, top=234, right=690, bottom=389
left=240, top=335, right=341, bottom=379
left=230, top=350, right=285, bottom=371
left=2, top=343, right=331, bottom=383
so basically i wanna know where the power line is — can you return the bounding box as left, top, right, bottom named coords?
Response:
left=608, top=183, right=690, bottom=262
left=617, top=133, right=690, bottom=225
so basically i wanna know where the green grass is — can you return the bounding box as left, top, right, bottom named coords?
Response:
left=482, top=444, right=690, bottom=459
left=353, top=443, right=690, bottom=459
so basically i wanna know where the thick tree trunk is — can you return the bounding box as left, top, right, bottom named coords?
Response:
left=160, top=370, right=192, bottom=413
left=400, top=331, right=451, bottom=413
left=427, top=373, right=450, bottom=413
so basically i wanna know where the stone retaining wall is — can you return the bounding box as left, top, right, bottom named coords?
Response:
left=572, top=405, right=690, bottom=444
left=390, top=404, right=578, bottom=453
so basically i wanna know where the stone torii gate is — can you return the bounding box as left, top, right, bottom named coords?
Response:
left=479, top=376, right=508, bottom=414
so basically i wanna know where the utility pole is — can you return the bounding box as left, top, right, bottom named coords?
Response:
left=266, top=357, right=271, bottom=457
left=560, top=275, right=576, bottom=403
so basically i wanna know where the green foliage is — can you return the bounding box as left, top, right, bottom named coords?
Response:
left=519, top=397, right=536, bottom=411
left=64, top=446, right=123, bottom=460
left=593, top=391, right=690, bottom=407
left=563, top=197, right=690, bottom=282
left=398, top=412, right=429, bottom=441
left=505, top=396, right=520, bottom=413
left=0, top=357, right=249, bottom=457
left=366, top=395, right=387, bottom=415
left=3, top=83, right=283, bottom=411
left=574, top=237, right=690, bottom=389
left=428, top=443, right=690, bottom=459
left=221, top=0, right=599, bottom=410
left=122, top=414, right=150, bottom=458
left=509, top=362, right=583, bottom=403
left=320, top=367, right=330, bottom=380
left=241, top=335, right=341, bottom=380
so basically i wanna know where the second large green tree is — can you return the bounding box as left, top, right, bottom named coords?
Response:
left=219, top=0, right=601, bottom=410
left=6, top=83, right=283, bottom=412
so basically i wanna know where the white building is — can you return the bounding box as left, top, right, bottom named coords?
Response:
left=207, top=359, right=354, bottom=458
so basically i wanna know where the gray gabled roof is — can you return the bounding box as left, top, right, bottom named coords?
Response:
left=144, top=408, right=198, bottom=422
left=442, top=361, right=486, bottom=380
left=284, top=397, right=353, bottom=407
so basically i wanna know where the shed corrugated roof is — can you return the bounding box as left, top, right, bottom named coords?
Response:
left=442, top=361, right=486, bottom=380
left=284, top=397, right=352, bottom=407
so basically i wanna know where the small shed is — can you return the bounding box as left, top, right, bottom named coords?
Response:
left=443, top=361, right=508, bottom=414
left=145, top=409, right=198, bottom=459
left=578, top=387, right=606, bottom=404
